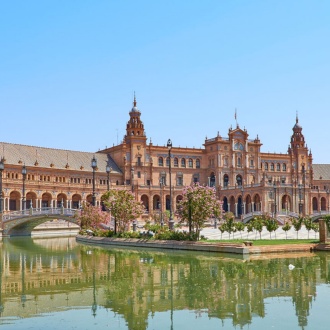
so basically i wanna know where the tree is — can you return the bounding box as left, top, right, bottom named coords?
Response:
left=222, top=212, right=236, bottom=240
left=252, top=217, right=263, bottom=240
left=292, top=217, right=303, bottom=239
left=75, top=203, right=110, bottom=230
left=264, top=215, right=279, bottom=239
left=282, top=221, right=292, bottom=240
left=246, top=222, right=254, bottom=239
left=176, top=183, right=222, bottom=240
left=311, top=223, right=319, bottom=239
left=234, top=221, right=245, bottom=239
left=303, top=217, right=314, bottom=239
left=101, top=189, right=145, bottom=234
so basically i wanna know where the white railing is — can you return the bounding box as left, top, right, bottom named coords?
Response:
left=2, top=208, right=77, bottom=222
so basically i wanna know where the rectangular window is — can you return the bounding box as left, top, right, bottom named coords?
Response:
left=177, top=177, right=183, bottom=186
left=137, top=171, right=141, bottom=178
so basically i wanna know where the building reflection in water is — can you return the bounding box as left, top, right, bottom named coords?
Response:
left=0, top=237, right=329, bottom=329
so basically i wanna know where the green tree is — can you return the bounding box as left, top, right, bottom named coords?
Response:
left=176, top=183, right=222, bottom=240
left=311, top=222, right=319, bottom=239
left=282, top=221, right=292, bottom=240
left=264, top=215, right=279, bottom=239
left=252, top=217, right=263, bottom=240
left=218, top=223, right=226, bottom=239
left=75, top=203, right=110, bottom=230
left=234, top=221, right=245, bottom=239
left=292, top=217, right=303, bottom=239
left=102, top=189, right=145, bottom=234
left=246, top=222, right=254, bottom=239
left=303, top=216, right=314, bottom=239
left=222, top=212, right=236, bottom=240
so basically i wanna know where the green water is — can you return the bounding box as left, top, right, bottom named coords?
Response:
left=0, top=237, right=329, bottom=330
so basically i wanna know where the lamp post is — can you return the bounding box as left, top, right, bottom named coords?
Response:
left=106, top=165, right=112, bottom=191
left=167, top=139, right=174, bottom=230
left=22, top=165, right=27, bottom=211
left=160, top=179, right=164, bottom=227
left=298, top=183, right=302, bottom=215
left=327, top=188, right=330, bottom=214
left=91, top=156, right=97, bottom=206
left=0, top=158, right=4, bottom=213
left=131, top=167, right=134, bottom=193
left=273, top=182, right=277, bottom=217
left=240, top=185, right=244, bottom=218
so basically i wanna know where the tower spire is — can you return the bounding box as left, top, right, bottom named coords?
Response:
left=133, top=91, right=137, bottom=107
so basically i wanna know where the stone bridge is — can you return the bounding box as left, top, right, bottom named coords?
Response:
left=243, top=211, right=330, bottom=224
left=0, top=207, right=80, bottom=236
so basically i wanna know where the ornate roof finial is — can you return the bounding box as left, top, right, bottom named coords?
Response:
left=296, top=110, right=299, bottom=124
left=133, top=91, right=137, bottom=107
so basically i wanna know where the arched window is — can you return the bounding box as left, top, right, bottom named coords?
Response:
left=265, top=162, right=268, bottom=170
left=282, top=163, right=287, bottom=171
left=270, top=163, right=274, bottom=171
left=181, top=158, right=186, bottom=167
left=276, top=163, right=281, bottom=171
left=223, top=174, right=229, bottom=187
left=158, top=157, right=163, bottom=167
left=174, top=157, right=179, bottom=167
left=188, top=158, right=193, bottom=168
left=236, top=175, right=242, bottom=186
left=166, top=157, right=170, bottom=167
left=196, top=159, right=200, bottom=168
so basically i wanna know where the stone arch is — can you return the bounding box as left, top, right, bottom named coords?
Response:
left=236, top=174, right=242, bottom=186
left=86, top=194, right=93, bottom=205
left=9, top=190, right=21, bottom=211
left=141, top=194, right=149, bottom=212
left=245, top=194, right=252, bottom=213
left=312, top=197, right=318, bottom=212
left=229, top=196, right=235, bottom=214
left=281, top=194, right=291, bottom=212
left=72, top=194, right=82, bottom=209
left=209, top=172, right=216, bottom=187
left=41, top=192, right=52, bottom=208
left=222, top=196, right=228, bottom=212
left=26, top=191, right=37, bottom=209
left=321, top=197, right=326, bottom=211
left=57, top=193, right=68, bottom=207
left=253, top=194, right=261, bottom=211
left=153, top=194, right=160, bottom=210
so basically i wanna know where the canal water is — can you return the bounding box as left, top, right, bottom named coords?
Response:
left=0, top=237, right=329, bottom=330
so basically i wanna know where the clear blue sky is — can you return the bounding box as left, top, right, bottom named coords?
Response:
left=1, top=1, right=329, bottom=163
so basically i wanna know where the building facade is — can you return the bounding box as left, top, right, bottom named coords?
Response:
left=1, top=97, right=330, bottom=220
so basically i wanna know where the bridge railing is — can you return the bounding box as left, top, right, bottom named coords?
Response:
left=2, top=208, right=77, bottom=222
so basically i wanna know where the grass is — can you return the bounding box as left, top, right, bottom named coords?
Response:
left=205, top=239, right=319, bottom=246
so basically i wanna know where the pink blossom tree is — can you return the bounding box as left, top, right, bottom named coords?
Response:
left=101, top=189, right=145, bottom=234
left=176, top=183, right=223, bottom=240
left=75, top=203, right=110, bottom=230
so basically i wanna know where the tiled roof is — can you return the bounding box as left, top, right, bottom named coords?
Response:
left=0, top=142, right=122, bottom=174
left=312, top=164, right=330, bottom=181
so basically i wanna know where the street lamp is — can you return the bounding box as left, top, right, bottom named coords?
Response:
left=273, top=182, right=277, bottom=217
left=298, top=183, right=302, bottom=215
left=327, top=188, right=330, bottom=214
left=22, top=164, right=27, bottom=211
left=241, top=185, right=244, bottom=218
left=91, top=156, right=97, bottom=206
left=159, top=179, right=164, bottom=227
left=0, top=158, right=4, bottom=213
left=106, top=165, right=112, bottom=191
left=167, top=139, right=174, bottom=230
left=131, top=167, right=134, bottom=192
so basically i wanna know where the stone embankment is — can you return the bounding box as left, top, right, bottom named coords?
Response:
left=76, top=235, right=329, bottom=255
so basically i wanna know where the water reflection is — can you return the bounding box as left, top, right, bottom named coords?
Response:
left=0, top=237, right=329, bottom=329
